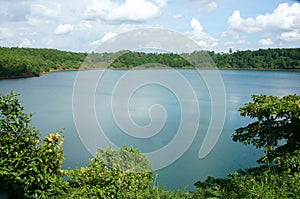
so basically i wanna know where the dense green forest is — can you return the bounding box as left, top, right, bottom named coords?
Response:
left=1, top=92, right=300, bottom=198
left=208, top=48, right=300, bottom=69
left=0, top=47, right=86, bottom=77
left=110, top=48, right=300, bottom=69
left=0, top=46, right=300, bottom=78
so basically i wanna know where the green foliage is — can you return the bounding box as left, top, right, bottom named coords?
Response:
left=233, top=94, right=300, bottom=165
left=0, top=47, right=87, bottom=78
left=193, top=94, right=300, bottom=198
left=0, top=91, right=64, bottom=198
left=1, top=47, right=299, bottom=79
left=194, top=169, right=300, bottom=199
left=208, top=48, right=300, bottom=69
left=109, top=48, right=300, bottom=69
left=110, top=51, right=191, bottom=69
left=64, top=146, right=153, bottom=198
left=1, top=92, right=300, bottom=198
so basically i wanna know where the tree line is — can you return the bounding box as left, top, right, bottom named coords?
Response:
left=0, top=47, right=299, bottom=78
left=110, top=48, right=300, bottom=69
left=208, top=48, right=300, bottom=69
left=0, top=47, right=87, bottom=77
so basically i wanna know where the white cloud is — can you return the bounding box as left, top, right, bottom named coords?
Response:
left=198, top=0, right=218, bottom=12
left=190, top=18, right=218, bottom=49
left=259, top=38, right=273, bottom=46
left=222, top=2, right=300, bottom=46
left=225, top=3, right=300, bottom=33
left=55, top=24, right=74, bottom=35
left=101, top=32, right=117, bottom=42
left=207, top=1, right=217, bottom=10
left=191, top=18, right=203, bottom=32
left=26, top=3, right=62, bottom=26
left=227, top=10, right=260, bottom=33
left=90, top=32, right=117, bottom=46
left=30, top=4, right=60, bottom=18
left=19, top=38, right=32, bottom=47
left=84, top=21, right=93, bottom=29
left=279, top=30, right=300, bottom=42
left=83, top=0, right=166, bottom=23
left=173, top=14, right=182, bottom=19
left=27, top=16, right=53, bottom=26
left=0, top=2, right=30, bottom=22
left=153, top=0, right=168, bottom=7
left=90, top=39, right=101, bottom=46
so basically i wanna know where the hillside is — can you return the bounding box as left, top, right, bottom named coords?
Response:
left=1, top=47, right=299, bottom=79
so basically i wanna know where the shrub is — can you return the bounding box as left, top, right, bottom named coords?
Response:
left=64, top=146, right=153, bottom=198
left=0, top=91, right=64, bottom=198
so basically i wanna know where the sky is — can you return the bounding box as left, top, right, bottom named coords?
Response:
left=1, top=0, right=300, bottom=52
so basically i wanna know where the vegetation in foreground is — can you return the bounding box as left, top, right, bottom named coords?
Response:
left=0, top=91, right=300, bottom=198
left=1, top=47, right=300, bottom=78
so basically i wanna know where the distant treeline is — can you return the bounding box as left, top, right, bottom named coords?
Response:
left=209, top=48, right=300, bottom=69
left=0, top=47, right=87, bottom=77
left=0, top=47, right=299, bottom=78
left=110, top=48, right=300, bottom=69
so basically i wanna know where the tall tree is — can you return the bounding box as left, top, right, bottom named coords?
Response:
left=233, top=94, right=300, bottom=167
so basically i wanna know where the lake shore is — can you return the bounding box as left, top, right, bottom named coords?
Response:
left=1, top=67, right=299, bottom=80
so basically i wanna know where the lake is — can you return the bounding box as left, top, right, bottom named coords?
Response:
left=1, top=69, right=300, bottom=190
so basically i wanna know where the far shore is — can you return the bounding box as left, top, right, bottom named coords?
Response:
left=1, top=66, right=300, bottom=80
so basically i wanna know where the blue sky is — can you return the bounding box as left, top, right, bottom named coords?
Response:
left=0, top=0, right=300, bottom=52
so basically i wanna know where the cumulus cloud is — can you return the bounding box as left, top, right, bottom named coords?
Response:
left=19, top=38, right=32, bottom=47
left=26, top=3, right=62, bottom=26
left=207, top=1, right=217, bottom=10
left=259, top=38, right=273, bottom=46
left=223, top=2, right=300, bottom=44
left=55, top=24, right=74, bottom=35
left=226, top=3, right=300, bottom=33
left=279, top=30, right=300, bottom=42
left=82, top=0, right=166, bottom=23
left=90, top=32, right=117, bottom=46
left=197, top=0, right=217, bottom=12
left=190, top=18, right=218, bottom=49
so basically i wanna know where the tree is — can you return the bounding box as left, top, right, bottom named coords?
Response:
left=232, top=94, right=300, bottom=167
left=0, top=91, right=64, bottom=198
left=65, top=146, right=153, bottom=198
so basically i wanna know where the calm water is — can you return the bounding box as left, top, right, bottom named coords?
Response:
left=1, top=69, right=300, bottom=190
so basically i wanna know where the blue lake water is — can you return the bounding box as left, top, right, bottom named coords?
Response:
left=1, top=69, right=300, bottom=190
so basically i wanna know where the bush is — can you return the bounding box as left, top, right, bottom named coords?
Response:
left=64, top=146, right=153, bottom=198
left=195, top=169, right=300, bottom=199
left=0, top=91, right=64, bottom=198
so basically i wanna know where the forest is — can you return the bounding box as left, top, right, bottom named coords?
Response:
left=0, top=47, right=86, bottom=78
left=110, top=48, right=300, bottom=69
left=0, top=46, right=300, bottom=78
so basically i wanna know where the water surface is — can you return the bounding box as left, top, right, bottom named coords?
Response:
left=1, top=69, right=299, bottom=189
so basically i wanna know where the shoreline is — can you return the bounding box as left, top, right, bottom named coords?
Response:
left=0, top=67, right=81, bottom=80
left=1, top=67, right=300, bottom=80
